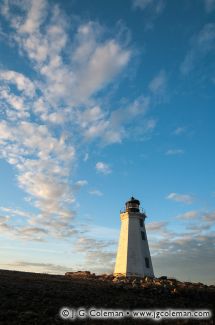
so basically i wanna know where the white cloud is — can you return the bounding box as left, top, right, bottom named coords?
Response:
left=76, top=105, right=108, bottom=140
left=181, top=23, right=215, bottom=74
left=203, top=211, right=215, bottom=223
left=165, top=149, right=184, bottom=155
left=95, top=162, right=112, bottom=175
left=133, top=0, right=165, bottom=14
left=19, top=0, right=47, bottom=34
left=20, top=226, right=48, bottom=236
left=83, top=153, right=89, bottom=162
left=6, top=1, right=130, bottom=105
left=84, top=120, right=109, bottom=140
left=73, top=22, right=100, bottom=64
left=204, top=0, right=215, bottom=13
left=74, top=40, right=130, bottom=101
left=147, top=221, right=168, bottom=232
left=181, top=52, right=194, bottom=75
left=83, top=95, right=151, bottom=145
left=0, top=0, right=155, bottom=144
left=176, top=210, right=198, bottom=220
left=173, top=127, right=186, bottom=135
left=6, top=261, right=74, bottom=274
left=149, top=70, right=166, bottom=95
left=89, top=190, right=103, bottom=197
left=18, top=172, right=73, bottom=203
left=0, top=121, right=13, bottom=142
left=166, top=193, right=194, bottom=204
left=0, top=207, right=33, bottom=219
left=0, top=119, right=76, bottom=237
left=0, top=222, right=14, bottom=236
left=77, top=106, right=104, bottom=128
left=0, top=215, right=10, bottom=224
left=41, top=112, right=67, bottom=124
left=0, top=70, right=36, bottom=97
left=0, top=87, right=26, bottom=112
left=75, top=237, right=113, bottom=252
left=74, top=180, right=88, bottom=190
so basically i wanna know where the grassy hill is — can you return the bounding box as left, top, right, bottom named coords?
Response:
left=0, top=269, right=214, bottom=324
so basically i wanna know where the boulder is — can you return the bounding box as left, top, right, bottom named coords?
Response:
left=159, top=276, right=168, bottom=280
left=143, top=276, right=153, bottom=283
left=65, top=271, right=93, bottom=278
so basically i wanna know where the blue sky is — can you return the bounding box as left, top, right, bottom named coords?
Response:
left=0, top=0, right=215, bottom=283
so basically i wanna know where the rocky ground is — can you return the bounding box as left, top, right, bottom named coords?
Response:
left=0, top=269, right=214, bottom=325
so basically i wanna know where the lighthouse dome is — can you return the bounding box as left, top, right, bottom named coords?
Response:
left=125, top=196, right=140, bottom=212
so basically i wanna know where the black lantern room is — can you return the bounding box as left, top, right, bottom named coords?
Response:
left=125, top=197, right=140, bottom=212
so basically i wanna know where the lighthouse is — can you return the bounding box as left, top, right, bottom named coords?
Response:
left=114, top=197, right=154, bottom=278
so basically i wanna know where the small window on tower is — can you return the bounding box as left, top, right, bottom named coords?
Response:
left=145, top=257, right=150, bottom=268
left=139, top=219, right=143, bottom=227
left=141, top=231, right=145, bottom=240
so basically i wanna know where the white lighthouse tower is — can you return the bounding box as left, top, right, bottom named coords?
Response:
left=114, top=197, right=154, bottom=278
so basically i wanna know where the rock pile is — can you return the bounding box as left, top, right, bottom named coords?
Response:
left=111, top=274, right=213, bottom=296
left=65, top=271, right=215, bottom=299
left=65, top=271, right=96, bottom=279
left=65, top=271, right=114, bottom=281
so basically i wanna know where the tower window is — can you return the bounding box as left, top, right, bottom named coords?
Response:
left=145, top=257, right=150, bottom=268
left=141, top=231, right=145, bottom=240
left=139, top=219, right=143, bottom=227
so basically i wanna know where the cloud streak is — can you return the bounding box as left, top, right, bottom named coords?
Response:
left=165, top=149, right=184, bottom=156
left=89, top=190, right=103, bottom=197
left=181, top=23, right=215, bottom=75
left=176, top=210, right=198, bottom=220
left=95, top=162, right=112, bottom=175
left=133, top=0, right=165, bottom=15
left=166, top=193, right=194, bottom=204
left=204, top=0, right=215, bottom=13
left=4, top=261, right=75, bottom=274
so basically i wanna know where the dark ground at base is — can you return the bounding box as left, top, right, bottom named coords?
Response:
left=0, top=269, right=214, bottom=325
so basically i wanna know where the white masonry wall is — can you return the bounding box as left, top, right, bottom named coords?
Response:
left=114, top=211, right=154, bottom=277
left=114, top=215, right=129, bottom=275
